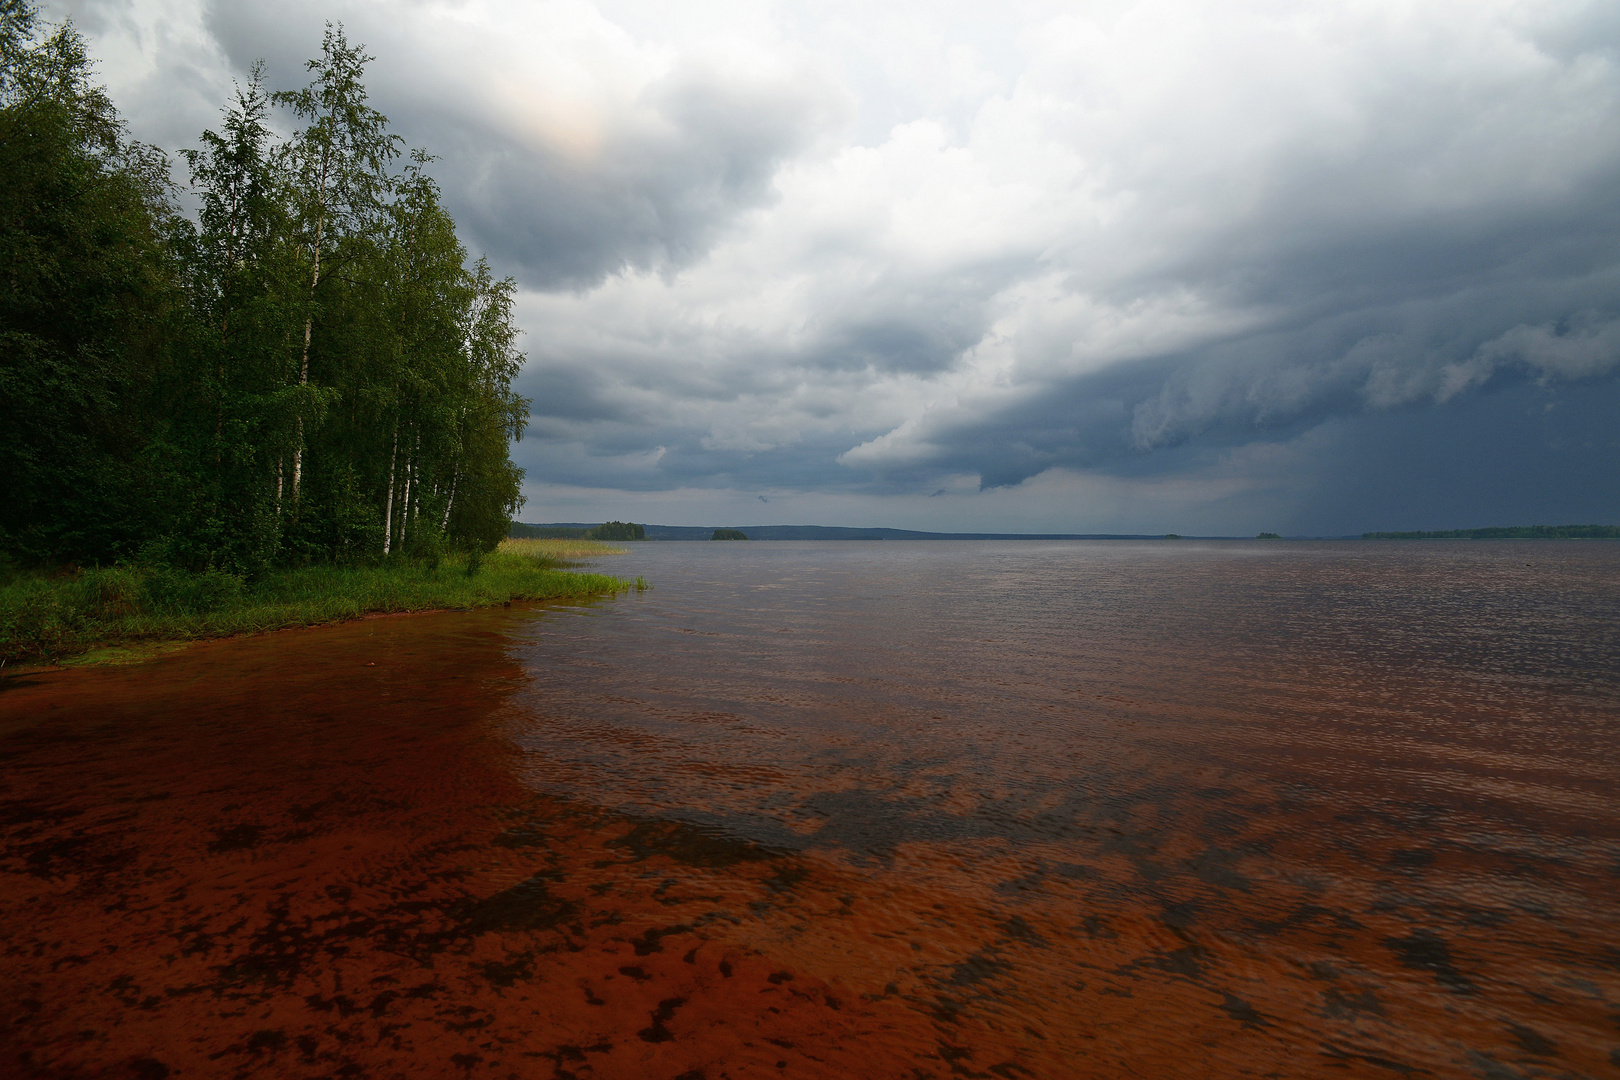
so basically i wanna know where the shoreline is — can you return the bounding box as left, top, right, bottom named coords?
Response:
left=0, top=540, right=635, bottom=670
left=1, top=602, right=578, bottom=677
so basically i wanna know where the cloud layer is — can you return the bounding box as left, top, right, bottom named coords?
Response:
left=52, top=0, right=1620, bottom=531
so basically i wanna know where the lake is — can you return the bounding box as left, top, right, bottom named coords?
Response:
left=2, top=540, right=1617, bottom=1078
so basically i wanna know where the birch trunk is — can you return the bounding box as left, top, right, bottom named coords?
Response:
left=402, top=441, right=415, bottom=551
left=406, top=430, right=421, bottom=544
left=440, top=468, right=458, bottom=531
left=382, top=418, right=399, bottom=554
left=290, top=146, right=331, bottom=504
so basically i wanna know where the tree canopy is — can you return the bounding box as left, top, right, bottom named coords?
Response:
left=0, top=3, right=529, bottom=573
left=590, top=522, right=645, bottom=541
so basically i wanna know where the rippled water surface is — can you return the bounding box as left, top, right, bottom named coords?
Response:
left=3, top=541, right=1618, bottom=1079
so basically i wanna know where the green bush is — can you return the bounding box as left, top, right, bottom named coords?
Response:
left=408, top=530, right=447, bottom=570
left=81, top=568, right=144, bottom=617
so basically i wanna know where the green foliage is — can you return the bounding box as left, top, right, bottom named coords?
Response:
left=0, top=3, right=181, bottom=563
left=711, top=528, right=749, bottom=541
left=1363, top=525, right=1619, bottom=540
left=0, top=553, right=626, bottom=664
left=590, top=521, right=646, bottom=541
left=0, top=6, right=532, bottom=575
left=1256, top=532, right=1281, bottom=539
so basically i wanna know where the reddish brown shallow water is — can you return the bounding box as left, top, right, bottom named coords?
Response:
left=2, top=541, right=1618, bottom=1080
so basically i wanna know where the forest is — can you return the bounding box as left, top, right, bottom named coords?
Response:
left=1, top=1, right=528, bottom=576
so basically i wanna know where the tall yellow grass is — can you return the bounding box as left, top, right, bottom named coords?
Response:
left=498, top=537, right=628, bottom=560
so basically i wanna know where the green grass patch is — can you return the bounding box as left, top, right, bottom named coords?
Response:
left=0, top=547, right=630, bottom=666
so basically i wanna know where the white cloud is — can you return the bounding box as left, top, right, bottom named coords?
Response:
left=45, top=0, right=1620, bottom=528
left=1470, top=315, right=1620, bottom=384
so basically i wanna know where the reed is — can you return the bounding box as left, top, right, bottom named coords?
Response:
left=0, top=548, right=631, bottom=666
left=498, top=537, right=628, bottom=560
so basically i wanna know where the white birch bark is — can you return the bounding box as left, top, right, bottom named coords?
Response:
left=382, top=419, right=399, bottom=554
left=290, top=144, right=331, bottom=504
left=440, top=468, right=458, bottom=531
left=401, top=447, right=414, bottom=551
left=405, top=429, right=420, bottom=544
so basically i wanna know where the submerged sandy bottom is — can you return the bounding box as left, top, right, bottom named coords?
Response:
left=3, top=542, right=1618, bottom=1078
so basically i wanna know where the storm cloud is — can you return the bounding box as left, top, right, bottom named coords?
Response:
left=51, top=0, right=1620, bottom=532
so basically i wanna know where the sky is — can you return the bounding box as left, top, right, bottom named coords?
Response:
left=46, top=0, right=1620, bottom=534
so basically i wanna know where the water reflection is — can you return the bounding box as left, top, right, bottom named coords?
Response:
left=1, top=541, right=1617, bottom=1078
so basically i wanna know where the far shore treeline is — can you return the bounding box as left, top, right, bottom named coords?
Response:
left=512, top=521, right=1620, bottom=542
left=1363, top=525, right=1620, bottom=540
left=2, top=3, right=527, bottom=575
left=511, top=522, right=646, bottom=542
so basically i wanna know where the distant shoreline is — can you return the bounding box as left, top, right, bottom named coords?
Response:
left=514, top=522, right=1618, bottom=542
left=1360, top=525, right=1619, bottom=540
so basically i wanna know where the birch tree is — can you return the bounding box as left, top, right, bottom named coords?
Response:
left=272, top=24, right=399, bottom=508
left=2, top=8, right=534, bottom=569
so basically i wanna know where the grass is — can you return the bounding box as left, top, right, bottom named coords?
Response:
left=1, top=539, right=635, bottom=667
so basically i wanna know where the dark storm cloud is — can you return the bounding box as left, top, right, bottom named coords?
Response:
left=1290, top=378, right=1620, bottom=535
left=202, top=2, right=842, bottom=288
left=835, top=17, right=1620, bottom=500
left=520, top=366, right=627, bottom=425
left=55, top=0, right=1620, bottom=530
left=795, top=255, right=1026, bottom=374
left=512, top=421, right=877, bottom=494
left=807, top=314, right=979, bottom=375
left=413, top=68, right=834, bottom=287
left=844, top=259, right=1620, bottom=493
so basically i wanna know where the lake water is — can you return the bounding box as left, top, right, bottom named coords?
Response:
left=3, top=541, right=1618, bottom=1078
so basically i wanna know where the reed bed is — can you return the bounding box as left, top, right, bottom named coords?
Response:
left=499, top=537, right=628, bottom=560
